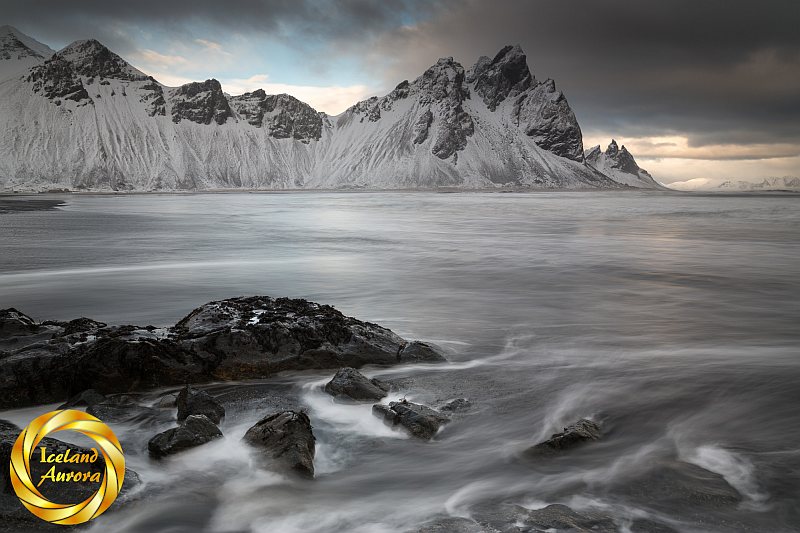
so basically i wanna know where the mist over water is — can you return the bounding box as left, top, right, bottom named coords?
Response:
left=1, top=191, right=798, bottom=532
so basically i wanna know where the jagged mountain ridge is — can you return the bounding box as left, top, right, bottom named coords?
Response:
left=0, top=29, right=643, bottom=191
left=585, top=140, right=663, bottom=189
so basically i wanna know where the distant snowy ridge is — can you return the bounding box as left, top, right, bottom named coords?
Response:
left=668, top=176, right=800, bottom=192
left=716, top=177, right=800, bottom=191
left=0, top=28, right=654, bottom=191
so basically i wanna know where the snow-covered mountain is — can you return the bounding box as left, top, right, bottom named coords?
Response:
left=585, top=140, right=663, bottom=189
left=0, top=30, right=646, bottom=191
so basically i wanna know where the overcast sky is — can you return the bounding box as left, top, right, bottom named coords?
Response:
left=5, top=0, right=799, bottom=183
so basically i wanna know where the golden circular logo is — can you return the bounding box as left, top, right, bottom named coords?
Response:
left=9, top=409, right=125, bottom=525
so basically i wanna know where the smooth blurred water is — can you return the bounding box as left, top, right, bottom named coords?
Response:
left=1, top=191, right=799, bottom=532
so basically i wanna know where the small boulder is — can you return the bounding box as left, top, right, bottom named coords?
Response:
left=148, top=414, right=223, bottom=458
left=242, top=411, right=315, bottom=478
left=58, top=388, right=107, bottom=409
left=0, top=308, right=38, bottom=337
left=372, top=400, right=450, bottom=439
left=154, top=392, right=178, bottom=408
left=324, top=367, right=390, bottom=401
left=526, top=418, right=601, bottom=455
left=177, top=385, right=225, bottom=424
left=440, top=398, right=472, bottom=413
left=398, top=341, right=447, bottom=363
left=87, top=396, right=159, bottom=423
left=61, top=317, right=107, bottom=336
left=411, top=516, right=485, bottom=532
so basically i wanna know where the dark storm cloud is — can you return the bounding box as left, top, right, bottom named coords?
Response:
left=4, top=0, right=800, bottom=154
left=3, top=0, right=454, bottom=53
left=364, top=0, right=800, bottom=151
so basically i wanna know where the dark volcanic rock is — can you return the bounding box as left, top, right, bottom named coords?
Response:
left=148, top=414, right=223, bottom=458
left=611, top=459, right=742, bottom=510
left=57, top=388, right=107, bottom=409
left=170, top=79, right=233, bottom=125
left=242, top=410, right=315, bottom=478
left=372, top=400, right=450, bottom=439
left=440, top=398, right=472, bottom=413
left=0, top=296, right=445, bottom=409
left=86, top=396, right=160, bottom=424
left=0, top=419, right=140, bottom=532
left=411, top=516, right=485, bottom=532
left=60, top=317, right=107, bottom=336
left=472, top=502, right=678, bottom=533
left=177, top=385, right=225, bottom=424
left=324, top=367, right=390, bottom=401
left=155, top=392, right=178, bottom=408
left=526, top=418, right=601, bottom=455
left=0, top=308, right=38, bottom=337
left=398, top=341, right=446, bottom=363
left=522, top=504, right=618, bottom=532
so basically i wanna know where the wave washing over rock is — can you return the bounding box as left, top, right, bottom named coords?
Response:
left=0, top=26, right=658, bottom=191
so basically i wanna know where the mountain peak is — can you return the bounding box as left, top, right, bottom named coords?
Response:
left=57, top=39, right=145, bottom=81
left=469, top=44, right=534, bottom=110
left=0, top=25, right=54, bottom=62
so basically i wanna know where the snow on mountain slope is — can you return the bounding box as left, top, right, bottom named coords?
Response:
left=0, top=30, right=621, bottom=191
left=0, top=25, right=54, bottom=81
left=585, top=140, right=664, bottom=189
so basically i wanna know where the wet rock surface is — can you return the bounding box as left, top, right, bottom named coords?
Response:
left=242, top=410, right=315, bottom=478
left=439, top=398, right=472, bottom=412
left=324, top=367, right=390, bottom=401
left=148, top=414, right=223, bottom=458
left=57, top=388, right=107, bottom=409
left=86, top=395, right=162, bottom=424
left=176, top=385, right=225, bottom=424
left=471, top=502, right=678, bottom=533
left=0, top=297, right=445, bottom=409
left=372, top=400, right=450, bottom=439
left=610, top=459, right=743, bottom=510
left=526, top=418, right=601, bottom=455
left=411, top=516, right=486, bottom=532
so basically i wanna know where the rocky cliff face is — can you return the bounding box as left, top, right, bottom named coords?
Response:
left=0, top=29, right=634, bottom=191
left=229, top=90, right=323, bottom=142
left=585, top=140, right=663, bottom=189
left=170, top=79, right=233, bottom=125
left=469, top=45, right=584, bottom=161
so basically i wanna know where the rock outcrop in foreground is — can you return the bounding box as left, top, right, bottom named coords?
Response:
left=242, top=410, right=316, bottom=478
left=0, top=297, right=446, bottom=409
